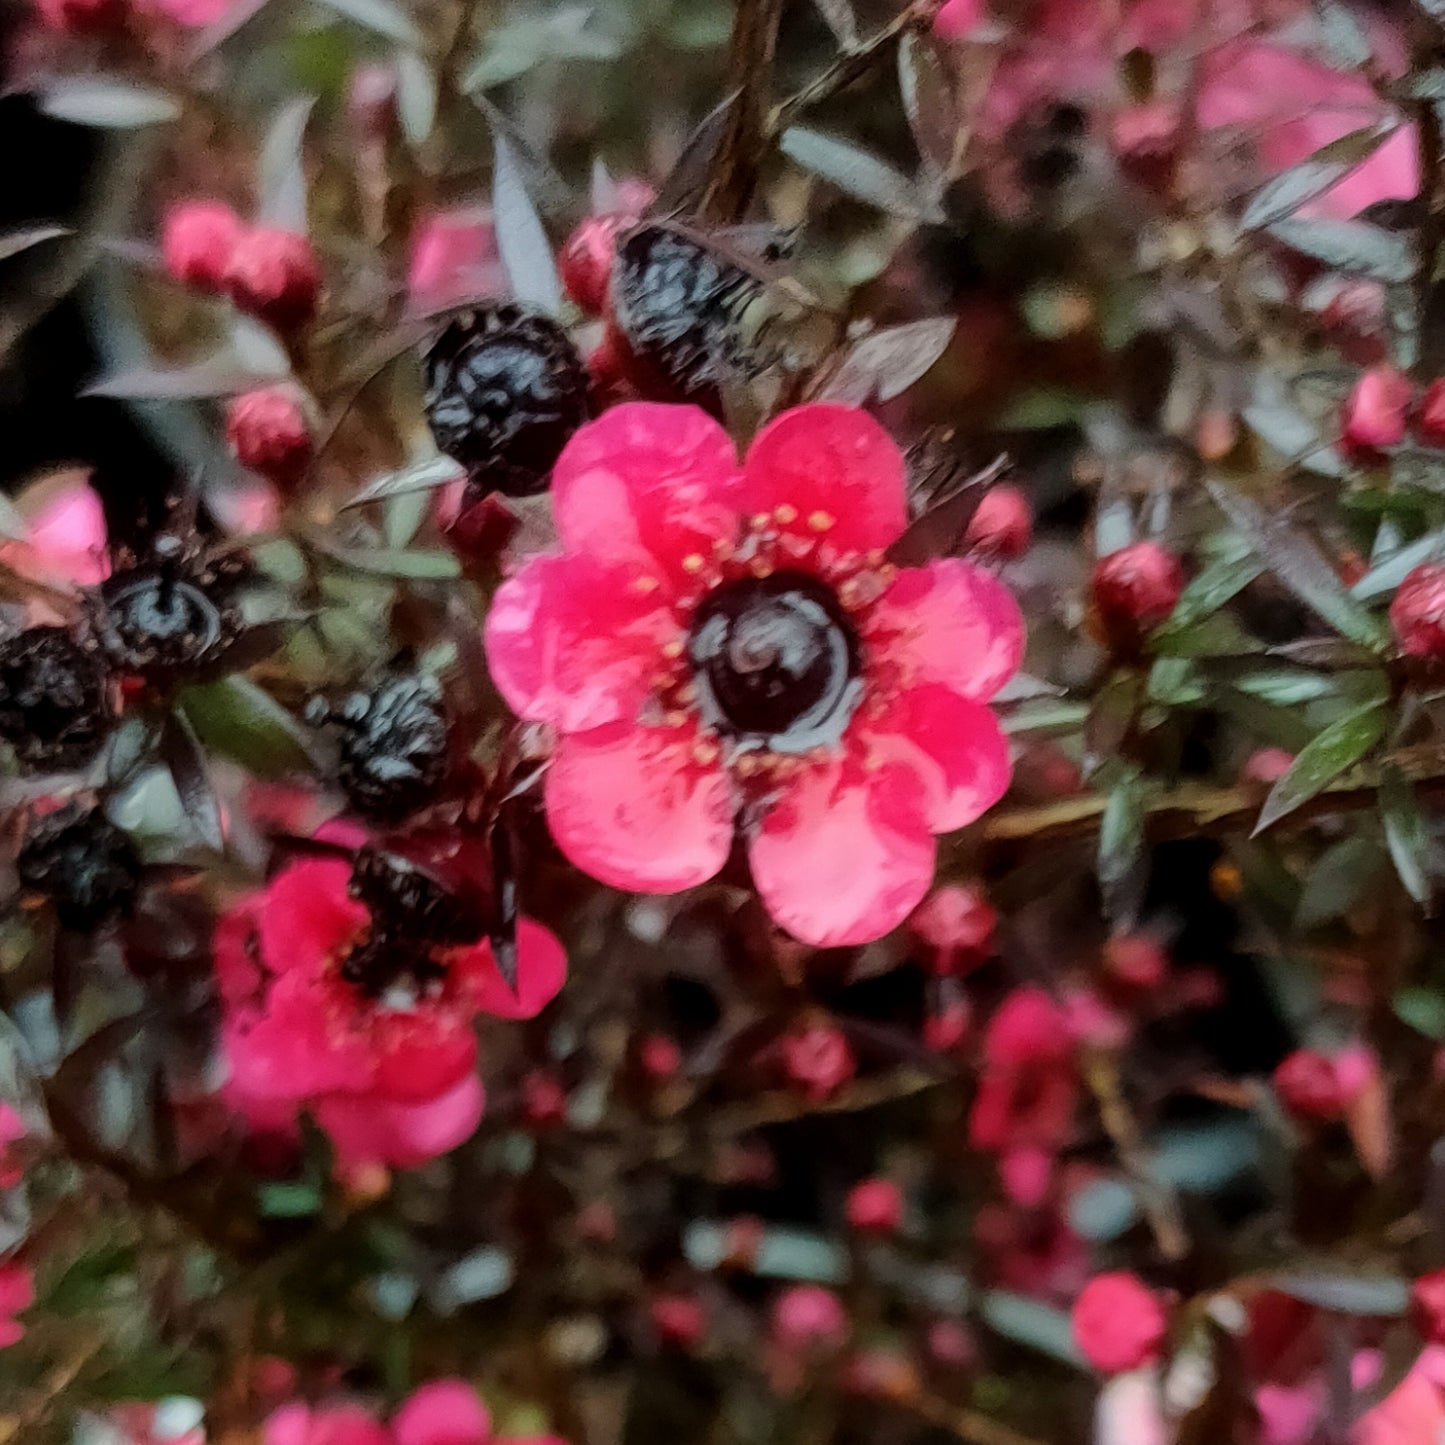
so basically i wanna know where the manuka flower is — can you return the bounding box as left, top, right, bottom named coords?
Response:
left=214, top=846, right=566, bottom=1170
left=483, top=403, right=1024, bottom=947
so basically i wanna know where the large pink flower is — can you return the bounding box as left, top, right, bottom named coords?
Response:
left=214, top=853, right=566, bottom=1169
left=484, top=403, right=1024, bottom=947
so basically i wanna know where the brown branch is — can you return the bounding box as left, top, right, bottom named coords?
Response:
left=768, top=0, right=947, bottom=137
left=907, top=1392, right=1049, bottom=1445
left=699, top=0, right=788, bottom=223
left=981, top=742, right=1445, bottom=849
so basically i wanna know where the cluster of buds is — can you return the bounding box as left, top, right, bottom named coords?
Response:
left=162, top=200, right=322, bottom=331
left=1088, top=540, right=1186, bottom=649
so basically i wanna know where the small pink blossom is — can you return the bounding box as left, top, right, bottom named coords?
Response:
left=1392, top=563, right=1445, bottom=663
left=651, top=1293, right=707, bottom=1349
left=909, top=883, right=996, bottom=975
left=932, top=0, right=983, bottom=42
left=964, top=485, right=1032, bottom=560
left=969, top=987, right=1078, bottom=1153
left=393, top=1380, right=492, bottom=1445
left=263, top=1402, right=390, bottom=1445
left=783, top=1022, right=855, bottom=1101
left=1071, top=1272, right=1168, bottom=1375
left=215, top=851, right=566, bottom=1169
left=0, top=474, right=110, bottom=591
left=772, top=1284, right=848, bottom=1350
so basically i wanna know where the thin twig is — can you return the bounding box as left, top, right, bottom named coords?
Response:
left=768, top=0, right=947, bottom=137
left=1083, top=1048, right=1189, bottom=1262
left=908, top=1392, right=1049, bottom=1445
left=981, top=742, right=1445, bottom=848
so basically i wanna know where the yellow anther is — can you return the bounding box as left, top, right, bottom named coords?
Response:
left=774, top=503, right=798, bottom=524
left=634, top=574, right=661, bottom=594
left=808, top=510, right=835, bottom=532
left=681, top=553, right=706, bottom=574
left=661, top=638, right=685, bottom=660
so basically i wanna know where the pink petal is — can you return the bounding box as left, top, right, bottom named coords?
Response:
left=0, top=1319, right=22, bottom=1348
left=25, top=477, right=110, bottom=585
left=259, top=861, right=366, bottom=981
left=371, top=1009, right=478, bottom=1102
left=550, top=403, right=742, bottom=578
left=213, top=896, right=265, bottom=1006
left=0, top=1104, right=25, bottom=1148
left=223, top=974, right=373, bottom=1101
left=317, top=1075, right=485, bottom=1170
left=748, top=759, right=935, bottom=947
left=408, top=208, right=502, bottom=313
left=484, top=553, right=678, bottom=733
left=740, top=405, right=907, bottom=555
left=860, top=685, right=1012, bottom=832
left=866, top=559, right=1025, bottom=702
left=462, top=917, right=567, bottom=1019
left=1352, top=1358, right=1445, bottom=1445
left=545, top=722, right=733, bottom=893
left=393, top=1379, right=492, bottom=1445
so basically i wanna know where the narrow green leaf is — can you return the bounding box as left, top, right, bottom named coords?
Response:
left=780, top=127, right=941, bottom=222
left=1255, top=701, right=1389, bottom=833
left=1207, top=481, right=1391, bottom=650
left=1157, top=550, right=1264, bottom=635
left=180, top=677, right=316, bottom=778
left=313, top=0, right=422, bottom=46
left=1268, top=217, right=1413, bottom=283
left=490, top=130, right=562, bottom=317
left=38, top=77, right=181, bottom=129
left=1099, top=768, right=1147, bottom=927
left=1241, top=126, right=1394, bottom=231
left=1380, top=764, right=1434, bottom=907
left=327, top=547, right=461, bottom=580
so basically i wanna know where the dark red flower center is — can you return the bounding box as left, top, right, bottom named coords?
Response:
left=339, top=927, right=448, bottom=999
left=688, top=571, right=860, bottom=750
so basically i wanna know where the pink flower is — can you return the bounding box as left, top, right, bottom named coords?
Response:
left=483, top=403, right=1023, bottom=947
left=1353, top=1345, right=1445, bottom=1444
left=215, top=852, right=566, bottom=1169
left=146, top=0, right=231, bottom=24
left=845, top=1177, right=904, bottom=1234
left=393, top=1380, right=492, bottom=1445
left=0, top=1104, right=26, bottom=1190
left=0, top=474, right=110, bottom=591
left=1242, top=747, right=1294, bottom=785
left=0, top=1261, right=34, bottom=1347
left=1071, top=1272, right=1168, bottom=1375
left=264, top=1402, right=390, bottom=1445
left=969, top=987, right=1078, bottom=1153
left=408, top=209, right=505, bottom=313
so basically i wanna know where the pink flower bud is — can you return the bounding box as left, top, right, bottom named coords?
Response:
left=1242, top=747, right=1295, bottom=785
left=1273, top=1047, right=1359, bottom=1121
left=1413, top=1268, right=1445, bottom=1345
left=162, top=200, right=242, bottom=292
left=0, top=1104, right=26, bottom=1191
left=933, top=0, right=983, bottom=42
left=651, top=1293, right=706, bottom=1349
left=225, top=387, right=312, bottom=486
left=1341, top=367, right=1411, bottom=459
left=923, top=997, right=971, bottom=1053
left=845, top=1177, right=904, bottom=1235
left=964, top=485, right=1032, bottom=560
left=1071, top=1272, right=1168, bottom=1374
left=561, top=214, right=627, bottom=315
left=772, top=1284, right=847, bottom=1351
left=1419, top=379, right=1445, bottom=448
left=1091, top=542, right=1185, bottom=636
left=926, top=1318, right=976, bottom=1370
left=35, top=0, right=126, bottom=32
left=998, top=1146, right=1053, bottom=1208
left=639, top=1033, right=682, bottom=1082
left=226, top=227, right=322, bottom=329
left=521, top=1071, right=568, bottom=1130
left=910, top=883, right=996, bottom=975
left=1103, top=933, right=1168, bottom=990
left=783, top=1023, right=855, bottom=1100
left=1391, top=563, right=1445, bottom=662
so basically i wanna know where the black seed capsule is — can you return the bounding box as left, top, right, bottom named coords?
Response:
left=0, top=626, right=114, bottom=772
left=17, top=803, right=142, bottom=930
left=310, top=673, right=450, bottom=822
left=424, top=304, right=589, bottom=497
left=610, top=224, right=759, bottom=407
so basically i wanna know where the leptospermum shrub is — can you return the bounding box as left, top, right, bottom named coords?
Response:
left=11, top=0, right=1445, bottom=1440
